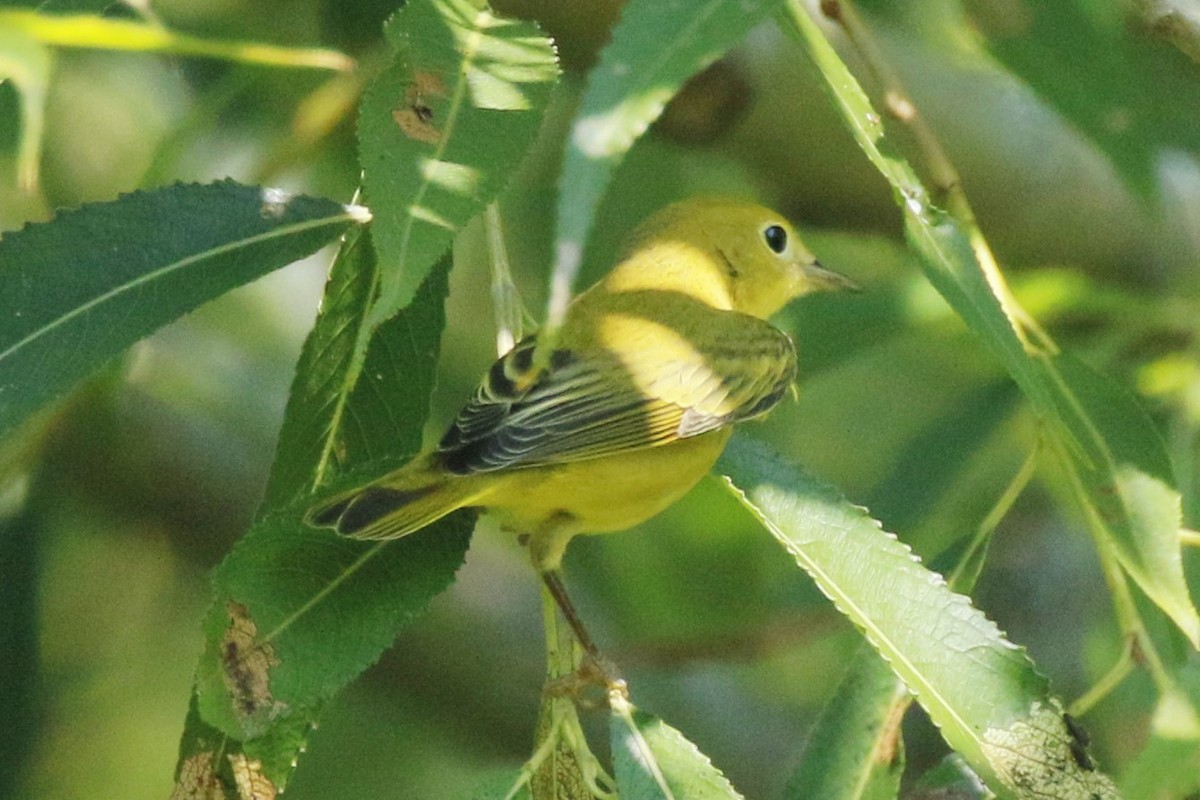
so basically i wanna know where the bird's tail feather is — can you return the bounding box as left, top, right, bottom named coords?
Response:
left=307, top=455, right=487, bottom=541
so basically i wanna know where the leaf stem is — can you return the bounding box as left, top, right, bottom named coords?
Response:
left=0, top=10, right=354, bottom=71
left=818, top=0, right=1054, bottom=356
left=1069, top=640, right=1135, bottom=718
left=1042, top=423, right=1176, bottom=695
left=486, top=203, right=524, bottom=356
left=948, top=447, right=1039, bottom=593
left=1092, top=517, right=1175, bottom=695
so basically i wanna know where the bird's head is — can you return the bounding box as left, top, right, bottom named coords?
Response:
left=617, top=197, right=859, bottom=319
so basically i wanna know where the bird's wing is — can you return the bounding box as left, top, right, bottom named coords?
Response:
left=436, top=315, right=796, bottom=475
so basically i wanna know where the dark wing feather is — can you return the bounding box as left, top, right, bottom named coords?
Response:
left=437, top=316, right=796, bottom=475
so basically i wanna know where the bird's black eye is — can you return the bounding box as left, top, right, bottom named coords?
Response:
left=763, top=224, right=788, bottom=254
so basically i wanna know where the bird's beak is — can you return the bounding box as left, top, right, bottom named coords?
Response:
left=801, top=259, right=861, bottom=293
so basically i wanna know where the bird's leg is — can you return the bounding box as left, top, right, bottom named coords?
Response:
left=538, top=568, right=626, bottom=698
left=540, top=569, right=601, bottom=659
left=525, top=518, right=626, bottom=696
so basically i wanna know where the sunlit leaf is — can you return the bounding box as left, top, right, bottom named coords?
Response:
left=779, top=0, right=1200, bottom=647
left=359, top=0, right=558, bottom=323
left=718, top=434, right=1119, bottom=798
left=611, top=700, right=743, bottom=800
left=550, top=0, right=783, bottom=323
left=0, top=180, right=362, bottom=442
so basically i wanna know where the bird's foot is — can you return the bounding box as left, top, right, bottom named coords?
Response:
left=546, top=654, right=628, bottom=708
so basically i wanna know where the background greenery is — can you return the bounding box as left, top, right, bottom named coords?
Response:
left=2, top=0, right=1199, bottom=797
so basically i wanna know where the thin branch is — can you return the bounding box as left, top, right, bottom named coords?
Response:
left=822, top=0, right=1055, bottom=355
left=1069, top=639, right=1136, bottom=717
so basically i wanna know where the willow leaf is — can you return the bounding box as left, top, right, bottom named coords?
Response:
left=779, top=0, right=1199, bottom=647
left=550, top=0, right=782, bottom=320
left=611, top=698, right=743, bottom=800
left=0, top=180, right=362, bottom=442
left=785, top=647, right=906, bottom=800
left=718, top=434, right=1119, bottom=799
left=180, top=242, right=471, bottom=794
left=359, top=0, right=558, bottom=325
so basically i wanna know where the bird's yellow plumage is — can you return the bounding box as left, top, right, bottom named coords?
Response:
left=308, top=198, right=856, bottom=576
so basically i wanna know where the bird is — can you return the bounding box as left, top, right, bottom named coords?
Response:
left=307, top=197, right=858, bottom=659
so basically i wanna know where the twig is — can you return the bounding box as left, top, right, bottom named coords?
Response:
left=820, top=0, right=1055, bottom=355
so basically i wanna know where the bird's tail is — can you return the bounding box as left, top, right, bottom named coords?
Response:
left=306, top=454, right=489, bottom=541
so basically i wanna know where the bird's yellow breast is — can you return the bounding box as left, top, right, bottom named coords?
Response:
left=482, top=428, right=731, bottom=570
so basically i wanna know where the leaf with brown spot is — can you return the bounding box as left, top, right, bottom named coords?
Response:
left=228, top=754, right=278, bottom=800
left=171, top=752, right=227, bottom=800
left=358, top=0, right=559, bottom=319
left=392, top=70, right=447, bottom=144
left=220, top=602, right=285, bottom=726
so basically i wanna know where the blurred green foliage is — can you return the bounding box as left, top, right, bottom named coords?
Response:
left=2, top=0, right=1199, bottom=798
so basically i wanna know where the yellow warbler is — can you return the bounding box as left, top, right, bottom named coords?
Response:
left=308, top=197, right=855, bottom=650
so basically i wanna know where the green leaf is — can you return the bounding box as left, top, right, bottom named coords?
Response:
left=785, top=647, right=906, bottom=800
left=611, top=701, right=743, bottom=800
left=778, top=1, right=1200, bottom=647
left=906, top=756, right=993, bottom=799
left=185, top=237, right=471, bottom=790
left=263, top=227, right=380, bottom=508
left=173, top=692, right=316, bottom=799
left=359, top=0, right=558, bottom=323
left=717, top=434, right=1120, bottom=799
left=0, top=180, right=361, bottom=443
left=1045, top=352, right=1195, bottom=642
left=1117, top=664, right=1200, bottom=798
left=550, top=0, right=783, bottom=314
left=264, top=230, right=445, bottom=507
left=967, top=0, right=1200, bottom=198
left=194, top=512, right=472, bottom=739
